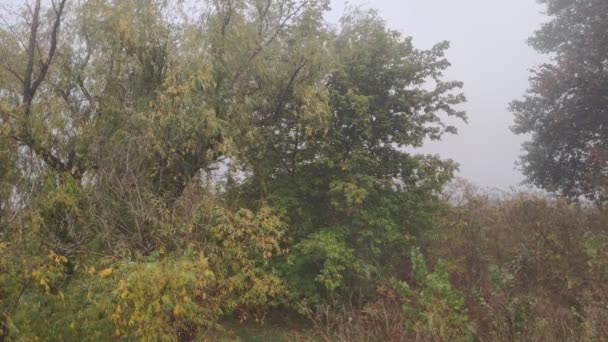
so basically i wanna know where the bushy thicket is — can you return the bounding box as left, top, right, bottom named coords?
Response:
left=298, top=181, right=608, bottom=341
left=0, top=1, right=606, bottom=341
left=429, top=181, right=608, bottom=341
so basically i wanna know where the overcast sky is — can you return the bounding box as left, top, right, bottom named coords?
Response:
left=327, top=0, right=548, bottom=190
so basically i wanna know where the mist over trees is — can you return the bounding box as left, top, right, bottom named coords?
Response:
left=0, top=0, right=607, bottom=341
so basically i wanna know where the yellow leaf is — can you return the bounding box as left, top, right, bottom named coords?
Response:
left=99, top=268, right=113, bottom=278
left=173, top=305, right=184, bottom=316
left=40, top=279, right=49, bottom=290
left=49, top=250, right=68, bottom=265
left=109, top=313, right=121, bottom=324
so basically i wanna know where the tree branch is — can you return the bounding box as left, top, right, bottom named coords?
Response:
left=231, top=1, right=308, bottom=87
left=22, top=0, right=41, bottom=112
left=30, top=0, right=67, bottom=103
left=0, top=63, right=24, bottom=84
left=274, top=59, right=307, bottom=119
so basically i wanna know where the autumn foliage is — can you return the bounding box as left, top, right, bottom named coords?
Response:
left=0, top=0, right=606, bottom=341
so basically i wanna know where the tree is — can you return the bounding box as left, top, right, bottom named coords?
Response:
left=236, top=8, right=466, bottom=303
left=0, top=0, right=72, bottom=176
left=511, top=0, right=608, bottom=202
left=0, top=1, right=467, bottom=338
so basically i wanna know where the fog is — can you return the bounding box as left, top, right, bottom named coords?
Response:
left=328, top=0, right=548, bottom=190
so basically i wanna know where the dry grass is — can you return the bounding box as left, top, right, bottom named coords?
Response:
left=299, top=180, right=608, bottom=341
left=428, top=180, right=608, bottom=341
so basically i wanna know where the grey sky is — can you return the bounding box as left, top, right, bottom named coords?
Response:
left=327, top=0, right=548, bottom=190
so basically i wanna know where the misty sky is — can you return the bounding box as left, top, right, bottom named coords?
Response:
left=327, top=0, right=548, bottom=190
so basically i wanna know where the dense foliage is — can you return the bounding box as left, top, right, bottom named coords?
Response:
left=511, top=0, right=608, bottom=202
left=429, top=181, right=608, bottom=341
left=0, top=0, right=466, bottom=340
left=1, top=0, right=606, bottom=341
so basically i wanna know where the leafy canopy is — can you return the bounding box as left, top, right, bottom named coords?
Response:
left=0, top=0, right=465, bottom=339
left=511, top=0, right=608, bottom=202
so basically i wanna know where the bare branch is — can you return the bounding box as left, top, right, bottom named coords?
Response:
left=0, top=16, right=29, bottom=52
left=231, top=1, right=308, bottom=87
left=30, top=0, right=67, bottom=103
left=22, top=0, right=41, bottom=111
left=50, top=0, right=58, bottom=14
left=17, top=0, right=71, bottom=175
left=274, top=58, right=307, bottom=118
left=0, top=3, right=29, bottom=21
left=256, top=0, right=272, bottom=36
left=0, top=208, right=19, bottom=233
left=0, top=63, right=24, bottom=84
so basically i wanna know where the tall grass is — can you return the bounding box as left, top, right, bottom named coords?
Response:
left=428, top=179, right=608, bottom=341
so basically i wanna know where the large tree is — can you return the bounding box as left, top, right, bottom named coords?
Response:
left=235, top=8, right=466, bottom=302
left=511, top=0, right=608, bottom=202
